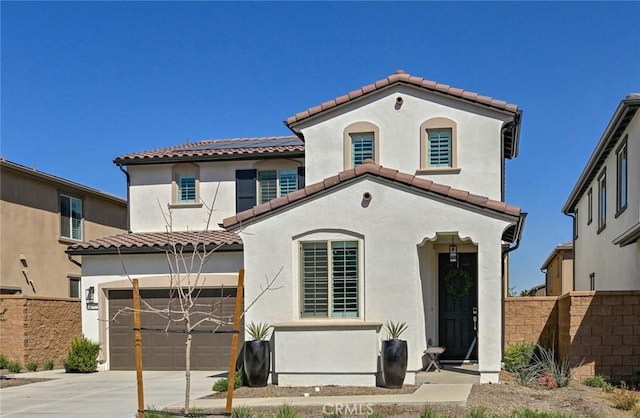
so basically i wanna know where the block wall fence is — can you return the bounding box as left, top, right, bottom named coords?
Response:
left=505, top=291, right=640, bottom=383
left=0, top=296, right=81, bottom=368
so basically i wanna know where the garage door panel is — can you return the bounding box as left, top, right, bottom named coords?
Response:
left=108, top=288, right=240, bottom=371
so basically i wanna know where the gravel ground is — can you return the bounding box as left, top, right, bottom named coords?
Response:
left=205, top=384, right=417, bottom=399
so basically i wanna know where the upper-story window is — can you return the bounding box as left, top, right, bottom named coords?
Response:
left=427, top=129, right=452, bottom=168
left=235, top=161, right=305, bottom=213
left=587, top=188, right=593, bottom=225
left=60, top=194, right=83, bottom=240
left=616, top=137, right=628, bottom=216
left=420, top=118, right=459, bottom=172
left=597, top=169, right=606, bottom=233
left=343, top=122, right=380, bottom=169
left=258, top=169, right=298, bottom=204
left=172, top=163, right=200, bottom=206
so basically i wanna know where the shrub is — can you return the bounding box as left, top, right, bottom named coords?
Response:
left=420, top=406, right=437, bottom=418
left=43, top=359, right=55, bottom=370
left=515, top=344, right=575, bottom=388
left=503, top=342, right=536, bottom=372
left=63, top=336, right=100, bottom=373
left=584, top=374, right=615, bottom=392
left=467, top=407, right=497, bottom=418
left=212, top=368, right=244, bottom=392
left=275, top=404, right=298, bottom=418
left=142, top=408, right=204, bottom=418
left=7, top=360, right=22, bottom=373
left=0, top=353, right=8, bottom=369
left=232, top=406, right=254, bottom=418
left=612, top=384, right=638, bottom=410
left=25, top=361, right=38, bottom=372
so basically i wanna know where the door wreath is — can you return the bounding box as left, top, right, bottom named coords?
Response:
left=443, top=268, right=473, bottom=298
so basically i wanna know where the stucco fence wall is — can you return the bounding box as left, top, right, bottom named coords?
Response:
left=505, top=291, right=640, bottom=383
left=0, top=296, right=81, bottom=368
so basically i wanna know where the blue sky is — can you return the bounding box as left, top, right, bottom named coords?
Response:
left=2, top=2, right=638, bottom=293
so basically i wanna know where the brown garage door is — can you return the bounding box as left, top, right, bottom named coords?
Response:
left=108, top=288, right=240, bottom=371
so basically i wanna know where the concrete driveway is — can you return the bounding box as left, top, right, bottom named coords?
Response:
left=0, top=369, right=223, bottom=418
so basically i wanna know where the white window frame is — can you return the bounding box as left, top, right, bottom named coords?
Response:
left=258, top=168, right=298, bottom=204
left=299, top=239, right=361, bottom=319
left=60, top=194, right=83, bottom=241
left=587, top=188, right=593, bottom=225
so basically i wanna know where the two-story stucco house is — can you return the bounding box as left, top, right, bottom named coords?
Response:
left=68, top=71, right=525, bottom=385
left=563, top=94, right=640, bottom=290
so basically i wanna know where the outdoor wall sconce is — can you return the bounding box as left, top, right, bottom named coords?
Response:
left=19, top=253, right=28, bottom=268
left=449, top=236, right=457, bottom=263
left=85, top=286, right=95, bottom=302
left=395, top=96, right=404, bottom=110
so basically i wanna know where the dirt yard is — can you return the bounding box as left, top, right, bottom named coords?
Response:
left=200, top=373, right=640, bottom=417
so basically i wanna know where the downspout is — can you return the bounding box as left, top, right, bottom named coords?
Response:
left=117, top=163, right=131, bottom=233
left=67, top=253, right=82, bottom=268
left=564, top=212, right=576, bottom=292
left=501, top=212, right=527, bottom=361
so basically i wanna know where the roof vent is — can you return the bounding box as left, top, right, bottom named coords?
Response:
left=394, top=69, right=405, bottom=74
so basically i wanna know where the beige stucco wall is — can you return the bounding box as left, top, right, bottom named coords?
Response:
left=545, top=249, right=574, bottom=296
left=1, top=165, right=127, bottom=297
left=294, top=84, right=515, bottom=201
left=127, top=158, right=304, bottom=233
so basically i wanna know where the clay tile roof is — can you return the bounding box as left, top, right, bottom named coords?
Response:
left=114, top=136, right=304, bottom=165
left=223, top=161, right=521, bottom=229
left=285, top=71, right=519, bottom=127
left=66, top=230, right=242, bottom=255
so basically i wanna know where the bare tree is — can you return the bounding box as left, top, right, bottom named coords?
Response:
left=112, top=187, right=281, bottom=415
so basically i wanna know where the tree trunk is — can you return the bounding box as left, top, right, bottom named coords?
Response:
left=185, top=329, right=192, bottom=414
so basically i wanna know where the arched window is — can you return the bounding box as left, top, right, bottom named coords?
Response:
left=343, top=122, right=380, bottom=169
left=171, top=163, right=200, bottom=206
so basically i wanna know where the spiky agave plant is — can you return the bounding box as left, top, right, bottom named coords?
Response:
left=246, top=321, right=272, bottom=341
left=384, top=321, right=408, bottom=340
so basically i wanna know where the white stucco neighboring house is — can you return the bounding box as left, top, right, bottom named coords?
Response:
left=562, top=94, right=640, bottom=290
left=67, top=70, right=526, bottom=385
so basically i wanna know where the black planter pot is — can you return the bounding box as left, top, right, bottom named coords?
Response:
left=382, top=339, right=408, bottom=388
left=243, top=340, right=270, bottom=387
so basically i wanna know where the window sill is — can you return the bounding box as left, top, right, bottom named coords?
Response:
left=273, top=320, right=383, bottom=331
left=415, top=168, right=461, bottom=175
left=615, top=205, right=627, bottom=219
left=168, top=203, right=203, bottom=209
left=59, top=237, right=83, bottom=245
left=597, top=224, right=606, bottom=235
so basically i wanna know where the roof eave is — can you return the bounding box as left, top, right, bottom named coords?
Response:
left=66, top=243, right=244, bottom=256
left=114, top=150, right=305, bottom=166
left=563, top=96, right=640, bottom=214
left=286, top=80, right=519, bottom=132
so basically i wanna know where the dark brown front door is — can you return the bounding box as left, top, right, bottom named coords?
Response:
left=108, top=288, right=239, bottom=371
left=438, top=252, right=478, bottom=361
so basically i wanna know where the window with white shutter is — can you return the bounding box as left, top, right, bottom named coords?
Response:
left=258, top=168, right=299, bottom=204
left=350, top=133, right=375, bottom=166
left=300, top=240, right=359, bottom=318
left=427, top=129, right=452, bottom=168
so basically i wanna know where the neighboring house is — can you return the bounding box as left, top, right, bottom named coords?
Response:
left=563, top=94, right=640, bottom=290
left=68, top=71, right=526, bottom=385
left=540, top=241, right=573, bottom=296
left=526, top=283, right=547, bottom=296
left=0, top=159, right=127, bottom=297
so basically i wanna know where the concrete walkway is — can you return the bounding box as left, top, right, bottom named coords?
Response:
left=0, top=369, right=222, bottom=418
left=184, top=383, right=473, bottom=410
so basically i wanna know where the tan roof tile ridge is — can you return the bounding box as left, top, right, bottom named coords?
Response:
left=115, top=136, right=302, bottom=162
left=67, top=230, right=242, bottom=251
left=286, top=70, right=519, bottom=126
left=223, top=160, right=521, bottom=228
